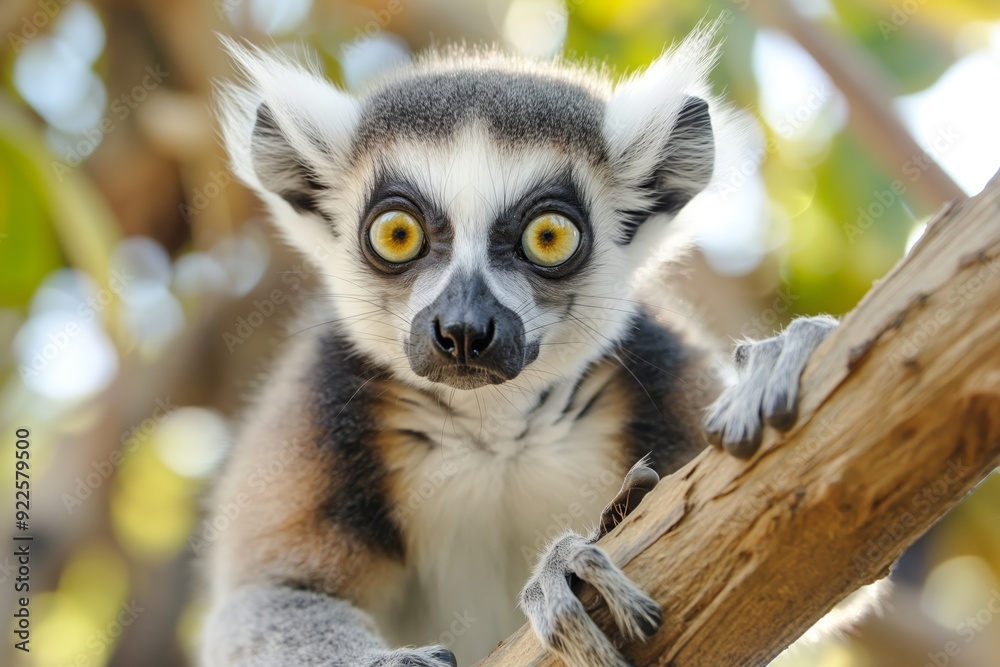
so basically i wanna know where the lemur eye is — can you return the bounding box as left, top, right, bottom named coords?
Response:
left=521, top=213, right=581, bottom=267
left=368, top=211, right=425, bottom=264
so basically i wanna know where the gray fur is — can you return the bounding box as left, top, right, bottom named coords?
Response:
left=353, top=68, right=608, bottom=162
left=203, top=585, right=456, bottom=667
left=704, top=315, right=838, bottom=457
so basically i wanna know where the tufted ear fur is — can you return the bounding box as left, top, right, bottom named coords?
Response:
left=603, top=27, right=718, bottom=243
left=217, top=38, right=359, bottom=232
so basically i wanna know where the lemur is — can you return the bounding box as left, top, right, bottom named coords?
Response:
left=201, top=26, right=838, bottom=667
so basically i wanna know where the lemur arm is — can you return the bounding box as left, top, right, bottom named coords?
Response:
left=202, top=585, right=456, bottom=667
left=199, top=336, right=457, bottom=667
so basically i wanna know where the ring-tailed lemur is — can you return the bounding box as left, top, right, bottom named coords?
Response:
left=202, top=27, right=838, bottom=667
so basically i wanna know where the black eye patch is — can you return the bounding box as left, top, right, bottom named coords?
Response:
left=357, top=170, right=454, bottom=275
left=487, top=170, right=594, bottom=280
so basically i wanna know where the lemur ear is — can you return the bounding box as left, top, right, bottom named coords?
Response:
left=218, top=38, right=359, bottom=226
left=603, top=30, right=718, bottom=243
left=250, top=104, right=329, bottom=219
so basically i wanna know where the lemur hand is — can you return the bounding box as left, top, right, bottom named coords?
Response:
left=368, top=647, right=458, bottom=667
left=704, top=315, right=838, bottom=458
left=519, top=461, right=662, bottom=667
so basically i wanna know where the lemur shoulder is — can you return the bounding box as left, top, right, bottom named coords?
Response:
left=201, top=27, right=838, bottom=667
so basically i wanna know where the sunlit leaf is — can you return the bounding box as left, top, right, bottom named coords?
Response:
left=0, top=119, right=62, bottom=308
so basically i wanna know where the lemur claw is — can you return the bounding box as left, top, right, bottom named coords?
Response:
left=704, top=315, right=838, bottom=458
left=598, top=460, right=659, bottom=538
left=520, top=462, right=662, bottom=666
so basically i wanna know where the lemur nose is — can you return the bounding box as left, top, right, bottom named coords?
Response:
left=433, top=318, right=496, bottom=363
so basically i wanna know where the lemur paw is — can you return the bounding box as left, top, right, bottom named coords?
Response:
left=704, top=315, right=838, bottom=458
left=371, top=646, right=457, bottom=667
left=520, top=462, right=662, bottom=666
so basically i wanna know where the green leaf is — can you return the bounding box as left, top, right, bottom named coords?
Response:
left=0, top=117, right=62, bottom=308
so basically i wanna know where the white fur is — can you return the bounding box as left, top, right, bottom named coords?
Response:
left=375, top=364, right=628, bottom=664
left=603, top=26, right=717, bottom=191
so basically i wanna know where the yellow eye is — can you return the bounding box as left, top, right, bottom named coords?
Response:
left=368, top=211, right=425, bottom=264
left=521, top=213, right=581, bottom=267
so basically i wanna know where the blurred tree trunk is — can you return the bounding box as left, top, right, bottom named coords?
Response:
left=744, top=0, right=965, bottom=210
left=476, top=169, right=1000, bottom=667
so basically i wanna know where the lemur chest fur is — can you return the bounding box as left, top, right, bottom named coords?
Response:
left=372, top=363, right=630, bottom=663
left=297, top=314, right=706, bottom=663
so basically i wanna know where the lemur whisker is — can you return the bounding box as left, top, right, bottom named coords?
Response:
left=289, top=291, right=410, bottom=318
left=574, top=293, right=693, bottom=320
left=283, top=311, right=411, bottom=342
left=440, top=386, right=457, bottom=454
left=487, top=382, right=530, bottom=420
left=565, top=313, right=662, bottom=414
left=572, top=312, right=689, bottom=381
left=312, top=273, right=418, bottom=318
left=281, top=310, right=394, bottom=341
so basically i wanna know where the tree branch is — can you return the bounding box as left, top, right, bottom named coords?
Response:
left=475, top=170, right=1000, bottom=666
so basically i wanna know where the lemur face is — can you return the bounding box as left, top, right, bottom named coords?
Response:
left=222, top=36, right=719, bottom=393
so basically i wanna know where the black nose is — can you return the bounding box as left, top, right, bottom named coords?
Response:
left=433, top=318, right=496, bottom=363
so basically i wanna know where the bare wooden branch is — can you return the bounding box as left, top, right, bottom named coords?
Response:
left=475, top=170, right=1000, bottom=666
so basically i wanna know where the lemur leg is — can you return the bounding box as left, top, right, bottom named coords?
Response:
left=520, top=461, right=663, bottom=667
left=202, top=584, right=457, bottom=667
left=704, top=315, right=838, bottom=458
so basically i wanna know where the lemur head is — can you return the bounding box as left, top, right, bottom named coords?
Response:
left=220, top=29, right=725, bottom=393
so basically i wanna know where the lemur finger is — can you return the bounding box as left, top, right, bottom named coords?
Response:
left=598, top=461, right=659, bottom=538
left=762, top=315, right=838, bottom=430
left=704, top=337, right=782, bottom=458
left=702, top=389, right=735, bottom=450
left=522, top=580, right=633, bottom=667
left=377, top=646, right=457, bottom=667
left=424, top=647, right=458, bottom=667
left=568, top=544, right=662, bottom=642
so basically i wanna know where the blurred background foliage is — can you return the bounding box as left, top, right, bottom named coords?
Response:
left=1, top=0, right=999, bottom=665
